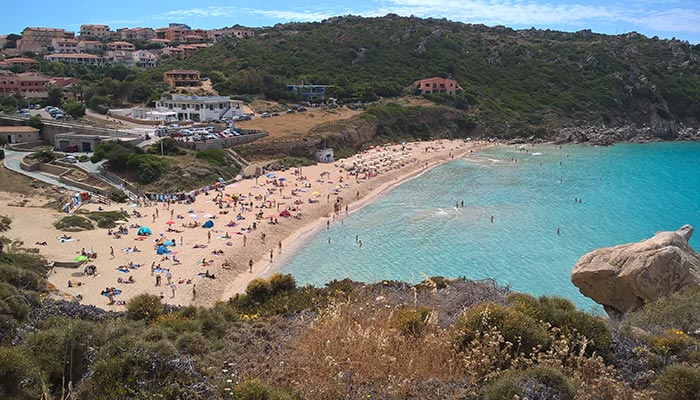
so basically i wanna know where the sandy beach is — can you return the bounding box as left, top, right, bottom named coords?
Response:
left=0, top=139, right=495, bottom=310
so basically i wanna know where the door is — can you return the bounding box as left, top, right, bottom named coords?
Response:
left=82, top=142, right=92, bottom=152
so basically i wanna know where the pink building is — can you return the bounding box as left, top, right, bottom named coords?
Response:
left=108, top=41, right=136, bottom=51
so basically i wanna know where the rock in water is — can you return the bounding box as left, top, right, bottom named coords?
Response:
left=571, top=225, right=700, bottom=317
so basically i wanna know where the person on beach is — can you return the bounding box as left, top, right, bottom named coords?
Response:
left=270, top=249, right=274, bottom=263
left=249, top=259, right=253, bottom=273
left=166, top=270, right=172, bottom=284
left=207, top=231, right=211, bottom=243
left=326, top=220, right=330, bottom=230
left=170, top=282, right=176, bottom=298
left=278, top=241, right=282, bottom=254
left=192, top=284, right=196, bottom=300
left=243, top=235, right=247, bottom=247
left=155, top=275, right=161, bottom=286
left=110, top=246, right=114, bottom=259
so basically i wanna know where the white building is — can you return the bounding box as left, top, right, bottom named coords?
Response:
left=132, top=50, right=157, bottom=67
left=155, top=95, right=244, bottom=122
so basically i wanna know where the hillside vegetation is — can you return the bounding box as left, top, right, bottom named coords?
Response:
left=3, top=242, right=700, bottom=399
left=186, top=15, right=700, bottom=138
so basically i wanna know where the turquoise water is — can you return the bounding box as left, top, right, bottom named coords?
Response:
left=281, top=142, right=700, bottom=311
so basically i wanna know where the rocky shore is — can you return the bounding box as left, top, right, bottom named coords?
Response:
left=552, top=124, right=700, bottom=146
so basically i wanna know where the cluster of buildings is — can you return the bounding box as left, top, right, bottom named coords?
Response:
left=0, top=23, right=255, bottom=68
left=0, top=69, right=79, bottom=99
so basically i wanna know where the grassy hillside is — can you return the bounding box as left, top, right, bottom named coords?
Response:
left=186, top=15, right=700, bottom=138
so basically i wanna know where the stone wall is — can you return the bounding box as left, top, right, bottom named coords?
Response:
left=177, top=132, right=267, bottom=151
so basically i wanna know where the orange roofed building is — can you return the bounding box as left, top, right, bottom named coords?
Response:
left=412, top=77, right=461, bottom=95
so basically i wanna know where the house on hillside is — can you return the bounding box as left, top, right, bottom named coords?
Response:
left=286, top=84, right=330, bottom=101
left=164, top=69, right=201, bottom=88
left=412, top=77, right=461, bottom=95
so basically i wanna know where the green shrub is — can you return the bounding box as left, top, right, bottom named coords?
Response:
left=277, top=156, right=316, bottom=168
left=415, top=276, right=448, bottom=291
left=648, top=330, right=699, bottom=358
left=126, top=293, right=163, bottom=322
left=508, top=293, right=611, bottom=357
left=246, top=278, right=272, bottom=303
left=0, top=215, right=10, bottom=232
left=230, top=379, right=295, bottom=400
left=0, top=346, right=44, bottom=399
left=392, top=306, right=431, bottom=337
left=483, top=366, right=575, bottom=400
left=53, top=215, right=94, bottom=230
left=148, top=137, right=184, bottom=156
left=455, top=303, right=550, bottom=353
left=627, top=286, right=700, bottom=334
left=655, top=364, right=700, bottom=400
left=269, top=273, right=296, bottom=294
left=176, top=331, right=210, bottom=355
left=84, top=211, right=127, bottom=229
left=196, top=148, right=228, bottom=166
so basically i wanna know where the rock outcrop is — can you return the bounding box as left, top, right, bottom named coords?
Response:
left=571, top=225, right=700, bottom=317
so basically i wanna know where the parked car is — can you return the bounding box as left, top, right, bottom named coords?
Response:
left=64, top=145, right=78, bottom=152
left=61, top=156, right=78, bottom=163
left=261, top=112, right=271, bottom=118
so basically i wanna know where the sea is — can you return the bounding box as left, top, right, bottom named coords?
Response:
left=280, top=142, right=700, bottom=311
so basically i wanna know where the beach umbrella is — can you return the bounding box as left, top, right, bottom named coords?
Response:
left=312, top=191, right=321, bottom=196
left=203, top=214, right=214, bottom=219
left=278, top=177, right=287, bottom=181
left=165, top=220, right=175, bottom=225
left=203, top=220, right=214, bottom=229
left=137, top=227, right=152, bottom=236
left=74, top=255, right=88, bottom=262
left=189, top=214, right=198, bottom=219
left=279, top=210, right=291, bottom=217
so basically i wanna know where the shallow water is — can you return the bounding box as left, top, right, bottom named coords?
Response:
left=281, top=142, right=700, bottom=311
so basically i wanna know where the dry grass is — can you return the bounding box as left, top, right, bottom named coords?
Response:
left=0, top=165, right=35, bottom=194
left=237, top=106, right=360, bottom=140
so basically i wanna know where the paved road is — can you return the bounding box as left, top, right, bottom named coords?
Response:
left=2, top=148, right=86, bottom=192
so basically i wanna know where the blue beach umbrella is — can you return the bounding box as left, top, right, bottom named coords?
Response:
left=203, top=220, right=214, bottom=229
left=137, top=227, right=152, bottom=236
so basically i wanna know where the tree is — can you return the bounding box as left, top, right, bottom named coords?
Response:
left=46, top=87, right=63, bottom=107
left=25, top=115, right=43, bottom=130
left=3, top=33, right=20, bottom=49
left=62, top=100, right=86, bottom=118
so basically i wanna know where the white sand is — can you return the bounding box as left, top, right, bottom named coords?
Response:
left=0, top=139, right=495, bottom=310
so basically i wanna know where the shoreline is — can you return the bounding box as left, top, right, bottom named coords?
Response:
left=221, top=141, right=499, bottom=301
left=0, top=139, right=496, bottom=310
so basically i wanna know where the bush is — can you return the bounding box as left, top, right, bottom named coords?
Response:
left=508, top=293, right=611, bottom=357
left=391, top=306, right=431, bottom=337
left=62, top=100, right=86, bottom=118
left=0, top=346, right=44, bottom=399
left=627, top=286, right=700, bottom=334
left=230, top=379, right=295, bottom=400
left=455, top=303, right=550, bottom=353
left=648, top=330, right=698, bottom=358
left=53, top=215, right=94, bottom=230
left=176, top=331, right=210, bottom=355
left=246, top=279, right=272, bottom=303
left=655, top=364, right=700, bottom=400
left=415, top=276, right=448, bottom=291
left=483, top=366, right=575, bottom=400
left=84, top=211, right=127, bottom=229
left=196, top=148, right=228, bottom=166
left=269, top=273, right=296, bottom=294
left=126, top=293, right=163, bottom=322
left=127, top=154, right=165, bottom=184
left=0, top=215, right=10, bottom=232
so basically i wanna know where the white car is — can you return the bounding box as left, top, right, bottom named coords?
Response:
left=61, top=156, right=78, bottom=163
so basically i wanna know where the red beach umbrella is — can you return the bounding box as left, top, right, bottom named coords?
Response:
left=165, top=220, right=175, bottom=225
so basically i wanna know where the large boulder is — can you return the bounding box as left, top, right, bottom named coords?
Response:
left=571, top=225, right=700, bottom=317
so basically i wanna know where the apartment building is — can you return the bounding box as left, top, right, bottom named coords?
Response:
left=163, top=69, right=201, bottom=88
left=108, top=41, right=135, bottom=51
left=412, top=77, right=461, bottom=95
left=44, top=53, right=102, bottom=65
left=5, top=57, right=39, bottom=70
left=77, top=40, right=103, bottom=52
left=0, top=70, right=19, bottom=94
left=79, top=24, right=110, bottom=38
left=156, top=95, right=243, bottom=122
left=51, top=38, right=80, bottom=53
left=132, top=50, right=157, bottom=67
left=117, top=27, right=154, bottom=41
left=18, top=27, right=74, bottom=53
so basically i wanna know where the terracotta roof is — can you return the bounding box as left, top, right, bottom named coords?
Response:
left=110, top=41, right=134, bottom=46
left=0, top=126, right=39, bottom=133
left=46, top=53, right=100, bottom=58
left=6, top=57, right=39, bottom=64
left=165, top=69, right=200, bottom=74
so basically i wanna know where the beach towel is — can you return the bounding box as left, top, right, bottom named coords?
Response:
left=117, top=267, right=130, bottom=273
left=101, top=289, right=122, bottom=297
left=58, top=238, right=75, bottom=243
left=154, top=268, right=168, bottom=273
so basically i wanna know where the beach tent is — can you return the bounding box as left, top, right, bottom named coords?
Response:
left=74, top=255, right=88, bottom=262
left=203, top=220, right=214, bottom=229
left=266, top=173, right=276, bottom=178
left=137, top=227, right=152, bottom=236
left=156, top=245, right=171, bottom=255
left=279, top=210, right=291, bottom=217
